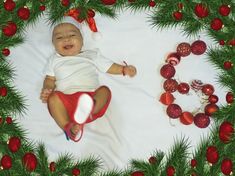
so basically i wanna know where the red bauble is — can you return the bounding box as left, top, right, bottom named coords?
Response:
left=191, top=159, right=197, bottom=168
left=201, top=84, right=214, bottom=96
left=194, top=113, right=210, bottom=128
left=17, top=7, right=30, bottom=20
left=219, top=5, right=231, bottom=16
left=223, top=61, right=233, bottom=70
left=2, top=48, right=10, bottom=56
left=61, top=0, right=70, bottom=6
left=226, top=92, right=234, bottom=104
left=194, top=3, right=209, bottom=18
left=206, top=146, right=219, bottom=164
left=177, top=3, right=183, bottom=10
left=149, top=1, right=156, bottom=7
left=148, top=156, right=157, bottom=164
left=219, top=40, right=225, bottom=45
left=221, top=158, right=233, bottom=175
left=131, top=171, right=144, bottom=176
left=22, top=152, right=38, bottom=171
left=160, top=64, right=176, bottom=79
left=219, top=121, right=234, bottom=143
left=39, top=5, right=46, bottom=11
left=159, top=92, right=175, bottom=105
left=2, top=21, right=17, bottom=37
left=87, top=9, right=95, bottom=18
left=72, top=168, right=81, bottom=176
left=228, top=39, right=235, bottom=46
left=190, top=79, right=203, bottom=92
left=1, top=155, right=12, bottom=169
left=191, top=40, right=207, bottom=55
left=101, top=0, right=116, bottom=5
left=49, top=162, right=56, bottom=172
left=204, top=103, right=219, bottom=116
left=173, top=11, right=183, bottom=21
left=166, top=166, right=175, bottom=176
left=4, top=0, right=16, bottom=11
left=6, top=117, right=12, bottom=124
left=8, top=136, right=21, bottom=153
left=163, top=79, right=178, bottom=93
left=0, top=117, right=3, bottom=124
left=176, top=42, right=191, bottom=57
left=166, top=104, right=182, bottom=119
left=211, top=18, right=223, bottom=31
left=166, top=52, right=181, bottom=66
left=179, top=111, right=193, bottom=125
left=208, top=94, right=219, bottom=104
left=177, top=82, right=190, bottom=94
left=0, top=87, right=8, bottom=97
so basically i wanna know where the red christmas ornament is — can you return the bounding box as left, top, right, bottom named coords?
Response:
left=173, top=11, right=183, bottom=21
left=160, top=64, right=176, bottom=79
left=226, top=92, right=234, bottom=104
left=4, top=0, right=16, bottom=11
left=72, top=168, right=81, bottom=176
left=177, top=3, right=183, bottom=10
left=228, top=39, right=235, bottom=46
left=221, top=158, right=233, bottom=175
left=201, top=84, right=214, bottom=96
left=166, top=166, right=175, bottom=176
left=204, top=103, right=219, bottom=116
left=219, top=121, right=234, bottom=143
left=149, top=1, right=156, bottom=7
left=179, top=111, right=193, bottom=125
left=177, top=82, right=190, bottom=94
left=49, top=162, right=56, bottom=172
left=194, top=3, right=209, bottom=18
left=219, top=5, right=231, bottom=16
left=22, top=152, right=38, bottom=171
left=0, top=87, right=8, bottom=97
left=190, top=79, right=203, bottom=92
left=194, top=113, right=210, bottom=128
left=101, top=0, right=116, bottom=5
left=8, top=136, right=21, bottom=153
left=148, top=156, right=157, bottom=164
left=1, top=155, right=12, bottom=169
left=2, top=48, right=10, bottom=56
left=131, top=171, right=144, bottom=176
left=61, top=0, right=70, bottom=6
left=17, top=7, right=30, bottom=20
left=87, top=9, right=95, bottom=18
left=208, top=94, right=219, bottom=104
left=39, top=5, right=46, bottom=11
left=0, top=117, right=3, bottom=125
left=159, top=92, right=175, bottom=105
left=128, top=0, right=135, bottom=3
left=2, top=21, right=17, bottom=37
left=223, top=61, right=233, bottom=70
left=163, top=79, right=178, bottom=93
left=219, top=40, right=225, bottom=45
left=206, top=146, right=219, bottom=164
left=191, top=159, right=197, bottom=168
left=211, top=18, right=223, bottom=31
left=6, top=117, right=12, bottom=124
left=166, top=104, right=182, bottom=119
left=176, top=42, right=191, bottom=57
left=191, top=40, right=207, bottom=55
left=166, top=52, right=181, bottom=66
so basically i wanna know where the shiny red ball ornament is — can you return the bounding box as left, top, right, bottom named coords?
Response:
left=72, top=168, right=80, bottom=176
left=131, top=171, right=144, bottom=176
left=194, top=3, right=209, bottom=18
left=201, top=84, right=214, bottom=96
left=148, top=156, right=157, bottom=164
left=219, top=5, right=231, bottom=16
left=4, top=0, right=16, bottom=11
left=191, top=40, right=207, bottom=55
left=176, top=42, right=191, bottom=57
left=180, top=111, right=193, bottom=125
left=49, top=162, right=56, bottom=172
left=149, top=1, right=156, bottom=7
left=173, top=11, right=183, bottom=21
left=6, top=117, right=12, bottom=124
left=61, top=0, right=70, bottom=6
left=0, top=87, right=8, bottom=97
left=22, top=152, right=38, bottom=171
left=206, top=146, right=219, bottom=164
left=1, top=155, right=12, bottom=169
left=166, top=166, right=175, bottom=176
left=101, top=0, right=116, bottom=5
left=194, top=113, right=210, bottom=128
left=87, top=9, right=95, bottom=18
left=204, top=103, right=219, bottom=116
left=191, top=159, right=197, bottom=168
left=219, top=121, right=234, bottom=143
left=177, top=82, right=190, bottom=94
left=2, top=48, right=10, bottom=56
left=226, top=92, right=234, bottom=104
left=177, top=3, right=183, bottom=10
left=160, top=64, right=176, bottom=79
left=221, top=158, right=233, bottom=175
left=163, top=79, right=178, bottom=93
left=39, top=5, right=46, bottom=11
left=159, top=92, right=175, bottom=105
left=223, top=61, right=233, bottom=70
left=166, top=104, right=182, bottom=119
left=17, top=7, right=30, bottom=20
left=2, top=21, right=17, bottom=37
left=219, top=40, right=225, bottom=45
left=211, top=18, right=223, bottom=31
left=166, top=52, right=181, bottom=66
left=208, top=94, right=219, bottom=104
left=228, top=39, right=235, bottom=46
left=8, top=136, right=21, bottom=153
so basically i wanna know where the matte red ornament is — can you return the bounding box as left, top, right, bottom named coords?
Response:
left=87, top=9, right=95, bottom=18
left=201, top=84, right=214, bottom=96
left=131, top=171, right=144, bottom=176
left=204, top=103, right=219, bottom=116
left=39, top=5, right=46, bottom=11
left=211, top=18, right=223, bottom=31
left=0, top=87, right=8, bottom=97
left=101, top=0, right=116, bottom=5
left=173, top=11, right=183, bottom=21
left=226, top=92, right=234, bottom=104
left=148, top=156, right=157, bottom=164
left=72, top=168, right=81, bottom=176
left=191, top=159, right=197, bottom=168
left=2, top=48, right=10, bottom=56
left=8, top=136, right=21, bottom=153
left=160, top=64, right=176, bottom=79
left=4, top=0, right=16, bottom=11
left=163, top=79, right=178, bottom=93
left=208, top=94, right=219, bottom=104
left=49, top=162, right=56, bottom=172
left=219, top=5, right=231, bottom=16
left=219, top=40, right=225, bottom=45
left=194, top=3, right=209, bottom=18
left=61, top=0, right=70, bottom=6
left=1, top=155, right=12, bottom=169
left=159, top=92, right=175, bottom=105
left=177, top=3, right=183, bottom=9
left=179, top=111, right=193, bottom=125
left=221, top=158, right=233, bottom=175
left=6, top=117, right=12, bottom=124
left=166, top=166, right=175, bottom=176
left=149, top=1, right=156, bottom=7
left=166, top=104, right=182, bottom=119
left=194, top=113, right=210, bottom=128
left=228, top=39, right=235, bottom=46
left=223, top=61, right=233, bottom=70
left=176, top=42, right=191, bottom=57
left=22, top=152, right=38, bottom=171
left=206, top=146, right=219, bottom=164
left=0, top=117, right=3, bottom=124
left=191, top=40, right=207, bottom=55
left=166, top=52, right=181, bottom=66
left=2, top=21, right=17, bottom=37
left=17, top=7, right=30, bottom=20
left=177, top=82, right=190, bottom=94
left=219, top=121, right=234, bottom=143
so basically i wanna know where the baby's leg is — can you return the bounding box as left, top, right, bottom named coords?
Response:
left=93, top=86, right=111, bottom=114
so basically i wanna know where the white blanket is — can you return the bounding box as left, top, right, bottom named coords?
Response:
left=10, top=10, right=226, bottom=170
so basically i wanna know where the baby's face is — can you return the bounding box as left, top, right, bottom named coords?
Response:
left=52, top=23, right=83, bottom=56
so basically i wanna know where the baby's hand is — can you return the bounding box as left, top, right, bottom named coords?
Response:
left=40, top=88, right=53, bottom=103
left=124, top=65, right=137, bottom=77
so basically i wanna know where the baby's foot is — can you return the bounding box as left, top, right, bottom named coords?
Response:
left=70, top=124, right=81, bottom=136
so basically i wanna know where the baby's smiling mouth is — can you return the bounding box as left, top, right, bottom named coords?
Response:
left=63, top=45, right=73, bottom=50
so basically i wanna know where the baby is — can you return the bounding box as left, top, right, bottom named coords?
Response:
left=40, top=16, right=137, bottom=142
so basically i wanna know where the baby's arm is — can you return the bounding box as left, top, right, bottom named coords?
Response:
left=40, top=75, right=56, bottom=103
left=107, top=63, right=137, bottom=77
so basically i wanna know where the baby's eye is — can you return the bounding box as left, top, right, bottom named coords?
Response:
left=69, top=34, right=76, bottom=37
left=56, top=36, right=63, bottom=39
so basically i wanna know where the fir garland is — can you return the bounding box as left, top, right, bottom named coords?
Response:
left=0, top=0, right=234, bottom=175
